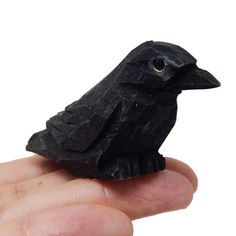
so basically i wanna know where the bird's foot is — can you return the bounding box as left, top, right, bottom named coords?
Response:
left=138, top=151, right=165, bottom=175
left=98, top=151, right=166, bottom=180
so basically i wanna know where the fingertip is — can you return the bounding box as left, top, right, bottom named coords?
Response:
left=166, top=157, right=198, bottom=192
left=164, top=170, right=195, bottom=210
left=139, top=170, right=195, bottom=215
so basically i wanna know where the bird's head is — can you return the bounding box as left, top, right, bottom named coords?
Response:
left=118, top=41, right=220, bottom=92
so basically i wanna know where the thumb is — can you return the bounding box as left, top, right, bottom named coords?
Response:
left=0, top=204, right=133, bottom=236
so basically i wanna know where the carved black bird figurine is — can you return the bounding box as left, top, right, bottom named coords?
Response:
left=26, top=41, right=220, bottom=179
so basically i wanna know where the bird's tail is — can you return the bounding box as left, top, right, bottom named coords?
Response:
left=26, top=130, right=56, bottom=159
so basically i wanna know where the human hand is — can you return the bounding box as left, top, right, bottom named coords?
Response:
left=0, top=156, right=197, bottom=236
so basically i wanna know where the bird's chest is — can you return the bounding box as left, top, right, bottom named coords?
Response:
left=108, top=98, right=177, bottom=152
left=121, top=101, right=159, bottom=125
left=119, top=90, right=178, bottom=125
left=121, top=99, right=175, bottom=133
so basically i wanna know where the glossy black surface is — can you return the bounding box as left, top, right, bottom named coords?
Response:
left=26, top=41, right=220, bottom=179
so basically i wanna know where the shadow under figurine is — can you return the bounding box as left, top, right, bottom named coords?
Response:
left=26, top=41, right=220, bottom=179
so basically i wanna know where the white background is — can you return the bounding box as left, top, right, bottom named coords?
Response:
left=0, top=0, right=235, bottom=235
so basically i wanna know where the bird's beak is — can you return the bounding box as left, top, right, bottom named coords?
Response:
left=170, top=65, right=221, bottom=90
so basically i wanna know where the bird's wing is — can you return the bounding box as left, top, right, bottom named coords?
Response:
left=46, top=90, right=121, bottom=152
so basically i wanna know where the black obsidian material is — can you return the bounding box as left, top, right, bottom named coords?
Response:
left=26, top=41, right=220, bottom=179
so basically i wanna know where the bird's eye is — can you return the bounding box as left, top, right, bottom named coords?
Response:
left=153, top=58, right=166, bottom=72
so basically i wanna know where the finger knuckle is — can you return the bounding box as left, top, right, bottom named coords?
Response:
left=69, top=179, right=110, bottom=204
left=14, top=182, right=26, bottom=199
left=0, top=205, right=7, bottom=224
left=19, top=219, right=30, bottom=236
left=0, top=191, right=5, bottom=206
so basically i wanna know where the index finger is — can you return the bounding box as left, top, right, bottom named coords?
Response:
left=0, top=156, right=58, bottom=185
left=0, top=163, right=196, bottom=223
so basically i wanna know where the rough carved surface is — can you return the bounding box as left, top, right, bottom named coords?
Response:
left=26, top=41, right=220, bottom=179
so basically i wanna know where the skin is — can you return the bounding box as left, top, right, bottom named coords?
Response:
left=0, top=155, right=197, bottom=236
